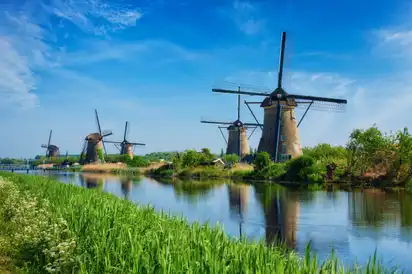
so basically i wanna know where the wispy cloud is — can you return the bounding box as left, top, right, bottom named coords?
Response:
left=60, top=39, right=207, bottom=67
left=292, top=51, right=353, bottom=61
left=0, top=0, right=144, bottom=109
left=0, top=38, right=38, bottom=109
left=374, top=29, right=412, bottom=59
left=224, top=1, right=265, bottom=35
left=44, top=0, right=143, bottom=35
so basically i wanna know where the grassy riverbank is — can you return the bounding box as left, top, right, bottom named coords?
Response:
left=0, top=172, right=396, bottom=273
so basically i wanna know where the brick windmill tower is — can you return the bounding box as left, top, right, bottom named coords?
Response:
left=105, top=121, right=145, bottom=159
left=79, top=109, right=113, bottom=164
left=212, top=32, right=347, bottom=162
left=201, top=90, right=261, bottom=160
left=41, top=130, right=60, bottom=159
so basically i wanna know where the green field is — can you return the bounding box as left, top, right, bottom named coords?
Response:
left=0, top=173, right=398, bottom=273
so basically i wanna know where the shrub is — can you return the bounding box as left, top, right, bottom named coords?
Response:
left=254, top=152, right=271, bottom=172
left=267, top=163, right=286, bottom=178
left=0, top=177, right=78, bottom=272
left=182, top=150, right=203, bottom=168
left=223, top=154, right=240, bottom=165
left=125, top=156, right=149, bottom=167
left=284, top=155, right=316, bottom=182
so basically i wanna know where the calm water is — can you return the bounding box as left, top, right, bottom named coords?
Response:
left=12, top=170, right=412, bottom=272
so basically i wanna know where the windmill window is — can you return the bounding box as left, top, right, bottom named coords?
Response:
left=290, top=110, right=295, bottom=120
left=282, top=144, right=287, bottom=154
left=280, top=135, right=285, bottom=142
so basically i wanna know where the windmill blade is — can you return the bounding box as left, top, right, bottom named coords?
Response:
left=277, top=32, right=286, bottom=89
left=102, top=131, right=113, bottom=137
left=114, top=143, right=121, bottom=152
left=48, top=130, right=52, bottom=147
left=45, top=130, right=52, bottom=157
left=95, top=109, right=102, bottom=135
left=244, top=101, right=263, bottom=130
left=218, top=126, right=228, bottom=145
left=243, top=122, right=263, bottom=127
left=102, top=140, right=108, bottom=158
left=103, top=140, right=122, bottom=144
left=248, top=126, right=258, bottom=140
left=237, top=87, right=241, bottom=121
left=129, top=142, right=145, bottom=146
left=79, top=140, right=87, bottom=163
left=212, top=88, right=269, bottom=97
left=288, top=94, right=347, bottom=104
left=297, top=101, right=313, bottom=128
left=295, top=99, right=346, bottom=112
left=124, top=121, right=129, bottom=141
left=201, top=120, right=233, bottom=125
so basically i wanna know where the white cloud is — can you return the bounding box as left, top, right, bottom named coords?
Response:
left=60, top=39, right=207, bottom=66
left=0, top=38, right=39, bottom=109
left=0, top=0, right=145, bottom=109
left=45, top=0, right=142, bottom=35
left=223, top=1, right=265, bottom=35
left=374, top=29, right=412, bottom=59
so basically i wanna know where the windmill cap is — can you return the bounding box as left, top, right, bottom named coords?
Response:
left=228, top=120, right=244, bottom=129
left=48, top=145, right=59, bottom=150
left=260, top=87, right=290, bottom=107
left=86, top=133, right=103, bottom=140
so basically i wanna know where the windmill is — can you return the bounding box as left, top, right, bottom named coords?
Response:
left=212, top=32, right=347, bottom=162
left=41, top=130, right=59, bottom=158
left=105, top=121, right=145, bottom=159
left=201, top=88, right=262, bottom=160
left=79, top=109, right=112, bottom=164
left=227, top=183, right=249, bottom=237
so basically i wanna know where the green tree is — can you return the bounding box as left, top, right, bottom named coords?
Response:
left=284, top=155, right=317, bottom=182
left=223, top=154, right=240, bottom=165
left=346, top=125, right=392, bottom=175
left=253, top=152, right=271, bottom=172
left=390, top=128, right=412, bottom=181
left=200, top=148, right=214, bottom=162
left=181, top=150, right=202, bottom=168
left=172, top=153, right=182, bottom=170
left=220, top=148, right=224, bottom=158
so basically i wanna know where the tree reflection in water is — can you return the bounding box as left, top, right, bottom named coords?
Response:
left=348, top=188, right=412, bottom=229
left=154, top=177, right=225, bottom=204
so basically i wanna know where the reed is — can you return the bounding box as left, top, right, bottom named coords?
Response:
left=0, top=172, right=399, bottom=274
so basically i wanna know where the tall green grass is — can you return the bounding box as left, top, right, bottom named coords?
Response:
left=0, top=172, right=400, bottom=273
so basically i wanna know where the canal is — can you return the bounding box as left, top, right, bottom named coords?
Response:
left=13, top=170, right=412, bottom=272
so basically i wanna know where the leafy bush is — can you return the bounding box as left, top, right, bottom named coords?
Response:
left=267, top=163, right=286, bottom=178
left=200, top=148, right=215, bottom=162
left=254, top=152, right=271, bottom=172
left=0, top=177, right=77, bottom=272
left=303, top=144, right=347, bottom=160
left=125, top=156, right=149, bottom=167
left=144, top=152, right=177, bottom=162
left=223, top=154, right=240, bottom=165
left=182, top=150, right=203, bottom=168
left=284, top=155, right=316, bottom=182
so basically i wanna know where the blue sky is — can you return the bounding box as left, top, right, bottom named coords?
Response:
left=1, top=0, right=412, bottom=158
